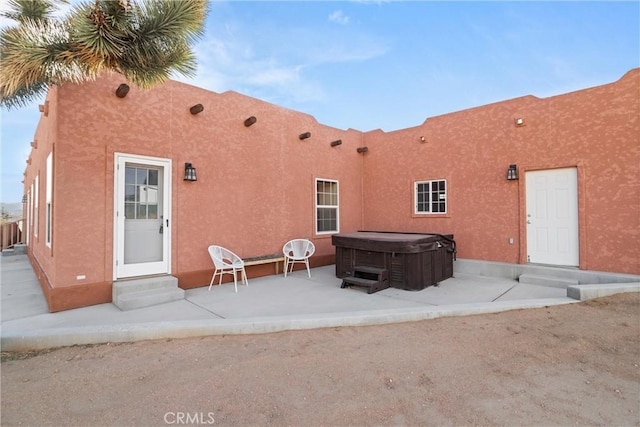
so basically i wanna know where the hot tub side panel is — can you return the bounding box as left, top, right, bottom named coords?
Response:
left=332, top=232, right=454, bottom=290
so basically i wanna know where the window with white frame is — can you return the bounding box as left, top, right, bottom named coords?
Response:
left=315, top=178, right=339, bottom=234
left=27, top=188, right=32, bottom=245
left=415, top=179, right=447, bottom=214
left=45, top=152, right=53, bottom=247
left=34, top=174, right=39, bottom=238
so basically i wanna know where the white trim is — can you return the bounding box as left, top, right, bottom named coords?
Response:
left=45, top=152, right=53, bottom=247
left=525, top=167, right=579, bottom=266
left=315, top=178, right=339, bottom=235
left=33, top=174, right=39, bottom=239
left=26, top=188, right=31, bottom=246
left=113, top=153, right=172, bottom=280
left=414, top=179, right=447, bottom=215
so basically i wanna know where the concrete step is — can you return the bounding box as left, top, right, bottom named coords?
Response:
left=1, top=244, right=26, bottom=257
left=518, top=273, right=578, bottom=289
left=113, top=275, right=178, bottom=298
left=114, top=288, right=185, bottom=311
left=112, top=275, right=184, bottom=310
left=1, top=248, right=16, bottom=257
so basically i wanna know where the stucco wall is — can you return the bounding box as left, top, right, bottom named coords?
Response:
left=29, top=74, right=364, bottom=309
left=23, top=89, right=59, bottom=305
left=23, top=69, right=639, bottom=311
left=361, top=69, right=639, bottom=274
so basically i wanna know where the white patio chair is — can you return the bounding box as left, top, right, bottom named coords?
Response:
left=208, top=245, right=248, bottom=292
left=283, top=239, right=316, bottom=278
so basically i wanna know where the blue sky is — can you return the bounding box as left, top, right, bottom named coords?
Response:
left=1, top=1, right=638, bottom=203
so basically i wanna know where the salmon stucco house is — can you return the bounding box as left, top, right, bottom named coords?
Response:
left=22, top=69, right=639, bottom=312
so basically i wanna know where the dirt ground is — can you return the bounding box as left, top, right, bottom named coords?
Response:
left=2, top=293, right=639, bottom=427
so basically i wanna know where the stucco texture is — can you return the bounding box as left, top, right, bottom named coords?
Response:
left=23, top=69, right=639, bottom=311
left=361, top=69, right=639, bottom=272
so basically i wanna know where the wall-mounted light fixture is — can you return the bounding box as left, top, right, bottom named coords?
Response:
left=357, top=146, right=369, bottom=153
left=184, top=163, right=197, bottom=181
left=244, top=116, right=257, bottom=127
left=299, top=132, right=311, bottom=140
left=515, top=117, right=525, bottom=127
left=115, top=84, right=130, bottom=98
left=30, top=140, right=37, bottom=149
left=330, top=139, right=342, bottom=147
left=419, top=136, right=426, bottom=143
left=507, top=164, right=518, bottom=181
left=190, top=104, right=204, bottom=115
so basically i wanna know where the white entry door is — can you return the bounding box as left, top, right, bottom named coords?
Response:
left=114, top=154, right=171, bottom=279
left=525, top=167, right=579, bottom=266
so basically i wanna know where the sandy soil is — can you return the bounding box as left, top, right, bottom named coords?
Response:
left=2, top=293, right=639, bottom=427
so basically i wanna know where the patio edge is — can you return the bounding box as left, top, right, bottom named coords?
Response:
left=1, top=298, right=576, bottom=352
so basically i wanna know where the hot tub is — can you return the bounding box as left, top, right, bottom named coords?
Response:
left=331, top=231, right=456, bottom=291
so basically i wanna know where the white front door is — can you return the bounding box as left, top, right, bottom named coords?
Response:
left=114, top=154, right=171, bottom=279
left=525, top=167, right=579, bottom=266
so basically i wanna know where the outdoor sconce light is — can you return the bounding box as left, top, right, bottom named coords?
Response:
left=190, top=104, right=204, bottom=115
left=330, top=139, right=342, bottom=147
left=419, top=136, right=426, bottom=143
left=299, top=132, right=311, bottom=140
left=515, top=117, right=525, bottom=127
left=507, top=164, right=518, bottom=181
left=244, top=116, right=257, bottom=127
left=115, top=84, right=130, bottom=98
left=30, top=140, right=37, bottom=148
left=184, top=163, right=197, bottom=181
left=357, top=146, right=369, bottom=153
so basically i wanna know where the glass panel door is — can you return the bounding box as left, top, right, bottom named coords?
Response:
left=123, top=165, right=163, bottom=264
left=114, top=154, right=171, bottom=279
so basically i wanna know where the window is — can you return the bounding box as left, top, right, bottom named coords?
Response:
left=415, top=179, right=447, bottom=214
left=27, top=188, right=31, bottom=245
left=33, top=174, right=39, bottom=238
left=124, top=166, right=159, bottom=220
left=315, top=178, right=339, bottom=234
left=45, top=153, right=53, bottom=247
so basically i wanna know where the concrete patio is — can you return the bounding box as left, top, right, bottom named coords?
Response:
left=1, top=254, right=638, bottom=351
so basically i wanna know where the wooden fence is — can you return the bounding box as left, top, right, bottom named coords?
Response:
left=0, top=220, right=25, bottom=251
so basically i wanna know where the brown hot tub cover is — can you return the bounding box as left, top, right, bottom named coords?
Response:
left=332, top=231, right=456, bottom=291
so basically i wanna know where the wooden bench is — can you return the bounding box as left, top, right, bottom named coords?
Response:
left=244, top=254, right=286, bottom=275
